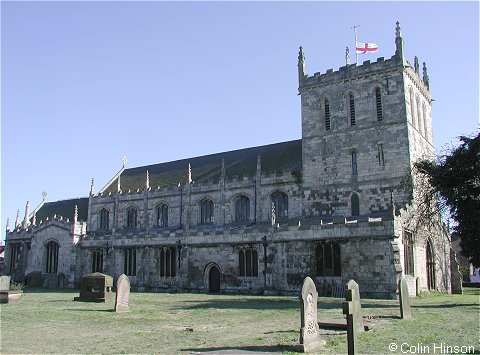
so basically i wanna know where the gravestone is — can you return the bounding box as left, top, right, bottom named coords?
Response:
left=342, top=280, right=364, bottom=355
left=399, top=277, right=412, bottom=319
left=415, top=277, right=421, bottom=296
left=74, top=273, right=113, bottom=303
left=114, top=274, right=130, bottom=312
left=0, top=275, right=11, bottom=291
left=299, top=276, right=325, bottom=353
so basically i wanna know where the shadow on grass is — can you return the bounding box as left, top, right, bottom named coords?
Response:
left=176, top=298, right=341, bottom=311
left=23, top=288, right=78, bottom=294
left=412, top=303, right=479, bottom=309
left=181, top=344, right=301, bottom=353
left=62, top=308, right=114, bottom=312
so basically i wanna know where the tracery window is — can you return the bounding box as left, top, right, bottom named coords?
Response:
left=9, top=244, right=19, bottom=273
left=159, top=246, right=176, bottom=277
left=409, top=89, right=415, bottom=128
left=351, top=193, right=360, bottom=216
left=316, top=242, right=341, bottom=277
left=45, top=241, right=59, bottom=274
left=126, top=206, right=138, bottom=228
left=124, top=248, right=136, bottom=276
left=416, top=97, right=422, bottom=135
left=351, top=151, right=358, bottom=175
left=156, top=204, right=168, bottom=227
left=200, top=198, right=214, bottom=225
left=99, top=208, right=109, bottom=230
left=235, top=195, right=250, bottom=223
left=403, top=230, right=414, bottom=276
left=271, top=191, right=288, bottom=222
left=92, top=249, right=103, bottom=273
left=239, top=248, right=258, bottom=277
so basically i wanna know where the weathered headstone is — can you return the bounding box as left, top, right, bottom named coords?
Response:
left=0, top=275, right=11, bottom=291
left=299, top=276, right=325, bottom=353
left=399, top=277, right=412, bottom=319
left=114, top=274, right=130, bottom=312
left=415, top=277, right=421, bottom=296
left=342, top=280, right=364, bottom=355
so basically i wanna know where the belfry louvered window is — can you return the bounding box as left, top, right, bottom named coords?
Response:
left=325, top=99, right=331, bottom=130
left=349, top=93, right=356, bottom=126
left=375, top=88, right=383, bottom=121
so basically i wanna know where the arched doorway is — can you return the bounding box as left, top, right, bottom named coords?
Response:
left=426, top=240, right=436, bottom=290
left=208, top=265, right=221, bottom=293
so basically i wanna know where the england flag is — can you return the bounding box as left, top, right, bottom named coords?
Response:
left=356, top=42, right=378, bottom=54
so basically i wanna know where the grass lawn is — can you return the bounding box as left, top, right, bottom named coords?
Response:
left=1, top=288, right=478, bottom=354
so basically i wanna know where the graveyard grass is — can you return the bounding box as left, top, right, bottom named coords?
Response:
left=1, top=288, right=478, bottom=354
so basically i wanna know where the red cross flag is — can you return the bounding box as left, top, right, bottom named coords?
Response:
left=356, top=42, right=378, bottom=54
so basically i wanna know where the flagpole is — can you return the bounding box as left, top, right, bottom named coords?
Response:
left=352, top=25, right=360, bottom=64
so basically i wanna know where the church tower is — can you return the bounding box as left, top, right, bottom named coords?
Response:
left=299, top=22, right=434, bottom=218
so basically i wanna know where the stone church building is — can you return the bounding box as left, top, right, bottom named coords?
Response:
left=4, top=23, right=451, bottom=298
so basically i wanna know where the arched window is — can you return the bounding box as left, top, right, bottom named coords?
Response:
left=91, top=249, right=103, bottom=273
left=403, top=230, right=414, bottom=276
left=351, top=151, right=358, bottom=175
left=375, top=88, right=383, bottom=121
left=271, top=191, right=288, bottom=222
left=200, top=199, right=214, bottom=224
left=409, top=89, right=415, bottom=128
left=325, top=99, right=331, bottom=130
left=124, top=248, right=136, bottom=276
left=422, top=102, right=428, bottom=139
left=316, top=242, right=341, bottom=276
left=99, top=209, right=109, bottom=230
left=156, top=204, right=168, bottom=227
left=349, top=93, right=356, bottom=126
left=351, top=193, right=360, bottom=216
left=235, top=195, right=250, bottom=223
left=126, top=206, right=137, bottom=228
left=426, top=240, right=436, bottom=290
left=239, top=248, right=258, bottom=277
left=45, top=241, right=59, bottom=274
left=159, top=246, right=176, bottom=277
left=416, top=96, right=422, bottom=135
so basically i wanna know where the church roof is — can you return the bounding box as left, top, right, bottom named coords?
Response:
left=103, top=139, right=302, bottom=193
left=33, top=198, right=89, bottom=223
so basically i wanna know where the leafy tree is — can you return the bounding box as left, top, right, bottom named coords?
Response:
left=414, top=131, right=480, bottom=266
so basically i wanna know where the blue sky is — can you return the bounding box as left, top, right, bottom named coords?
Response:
left=1, top=1, right=479, bottom=240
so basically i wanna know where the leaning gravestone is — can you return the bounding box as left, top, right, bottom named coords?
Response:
left=299, top=276, right=325, bottom=353
left=399, top=277, right=412, bottom=319
left=342, top=279, right=364, bottom=355
left=114, top=274, right=130, bottom=312
left=0, top=275, right=11, bottom=291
